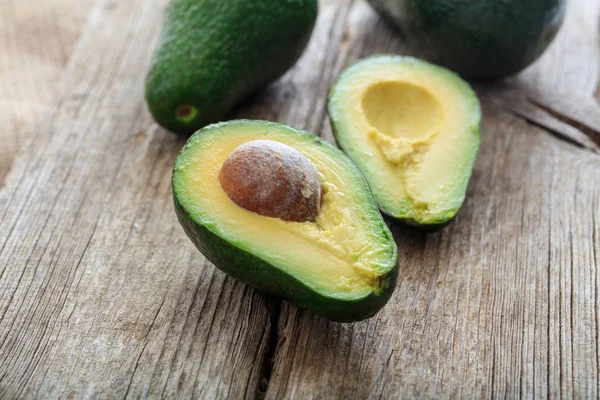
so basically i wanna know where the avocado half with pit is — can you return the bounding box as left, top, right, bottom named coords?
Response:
left=328, top=56, right=481, bottom=229
left=173, top=120, right=398, bottom=322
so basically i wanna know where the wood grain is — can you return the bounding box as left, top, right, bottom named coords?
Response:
left=261, top=0, right=600, bottom=398
left=0, top=0, right=598, bottom=398
left=0, top=0, right=96, bottom=186
left=0, top=1, right=273, bottom=398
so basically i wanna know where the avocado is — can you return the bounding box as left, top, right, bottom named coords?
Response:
left=328, top=56, right=481, bottom=228
left=146, top=0, right=318, bottom=135
left=173, top=120, right=398, bottom=322
left=367, top=0, right=565, bottom=78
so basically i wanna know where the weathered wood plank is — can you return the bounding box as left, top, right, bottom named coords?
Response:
left=0, top=0, right=275, bottom=398
left=1, top=0, right=599, bottom=398
left=0, top=0, right=96, bottom=186
left=264, top=0, right=600, bottom=398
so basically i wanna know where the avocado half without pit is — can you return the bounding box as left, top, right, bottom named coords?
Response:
left=173, top=120, right=398, bottom=322
left=329, top=56, right=482, bottom=229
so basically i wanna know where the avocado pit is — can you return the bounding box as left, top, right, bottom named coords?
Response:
left=219, top=140, right=322, bottom=222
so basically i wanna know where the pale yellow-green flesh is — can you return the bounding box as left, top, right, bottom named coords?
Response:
left=176, top=125, right=392, bottom=297
left=333, top=61, right=480, bottom=224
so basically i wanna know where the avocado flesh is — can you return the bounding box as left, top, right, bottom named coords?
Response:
left=329, top=56, right=481, bottom=227
left=173, top=120, right=398, bottom=321
left=367, top=0, right=565, bottom=78
left=146, top=0, right=317, bottom=135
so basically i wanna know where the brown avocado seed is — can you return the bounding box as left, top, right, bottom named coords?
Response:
left=219, top=140, right=322, bottom=222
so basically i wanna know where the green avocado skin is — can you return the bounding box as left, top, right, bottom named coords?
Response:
left=173, top=121, right=399, bottom=322
left=367, top=0, right=565, bottom=78
left=146, top=0, right=317, bottom=135
left=174, top=200, right=398, bottom=322
left=388, top=214, right=454, bottom=233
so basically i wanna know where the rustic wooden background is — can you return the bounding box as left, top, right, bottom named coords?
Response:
left=1, top=0, right=599, bottom=398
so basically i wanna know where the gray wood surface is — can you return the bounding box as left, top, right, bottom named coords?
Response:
left=0, top=0, right=598, bottom=398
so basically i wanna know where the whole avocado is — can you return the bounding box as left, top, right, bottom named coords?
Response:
left=146, top=0, right=318, bottom=135
left=367, top=0, right=566, bottom=78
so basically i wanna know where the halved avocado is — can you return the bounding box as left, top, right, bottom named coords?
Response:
left=328, top=56, right=481, bottom=228
left=173, top=120, right=398, bottom=322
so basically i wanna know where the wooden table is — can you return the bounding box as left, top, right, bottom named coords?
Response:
left=1, top=0, right=599, bottom=398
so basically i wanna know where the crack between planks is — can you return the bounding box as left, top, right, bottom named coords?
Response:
left=504, top=106, right=600, bottom=155
left=528, top=98, right=600, bottom=146
left=253, top=2, right=357, bottom=397
left=254, top=299, right=281, bottom=400
left=493, top=89, right=600, bottom=154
